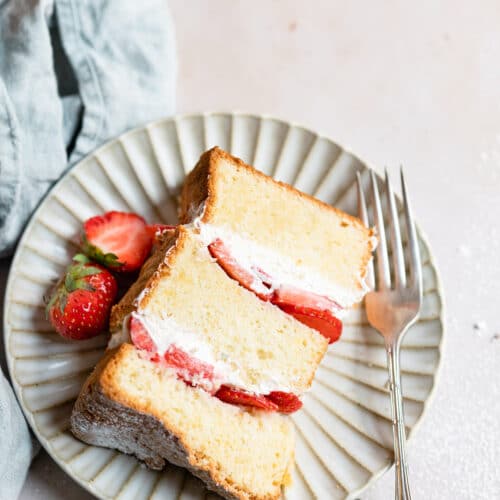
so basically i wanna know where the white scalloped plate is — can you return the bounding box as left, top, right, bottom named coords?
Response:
left=4, top=113, right=444, bottom=500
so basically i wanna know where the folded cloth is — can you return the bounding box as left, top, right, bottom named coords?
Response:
left=0, top=0, right=176, bottom=497
left=0, top=0, right=176, bottom=257
left=0, top=356, right=38, bottom=500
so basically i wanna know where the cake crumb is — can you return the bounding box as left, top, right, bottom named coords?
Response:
left=473, top=321, right=488, bottom=336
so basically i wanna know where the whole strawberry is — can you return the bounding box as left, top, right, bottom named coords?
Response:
left=46, top=254, right=117, bottom=340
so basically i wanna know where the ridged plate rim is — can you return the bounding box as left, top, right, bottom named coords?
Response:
left=3, top=111, right=445, bottom=500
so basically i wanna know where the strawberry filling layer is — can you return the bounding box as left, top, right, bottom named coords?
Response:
left=129, top=316, right=302, bottom=414
left=208, top=238, right=343, bottom=344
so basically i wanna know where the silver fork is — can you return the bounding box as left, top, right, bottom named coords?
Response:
left=356, top=169, right=423, bottom=500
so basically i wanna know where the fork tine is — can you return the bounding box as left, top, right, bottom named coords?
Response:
left=356, top=172, right=374, bottom=289
left=385, top=170, right=406, bottom=289
left=370, top=170, right=391, bottom=289
left=400, top=168, right=422, bottom=296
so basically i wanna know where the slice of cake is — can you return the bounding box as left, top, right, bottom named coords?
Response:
left=110, top=226, right=328, bottom=405
left=71, top=344, right=295, bottom=500
left=71, top=147, right=375, bottom=500
left=179, top=147, right=375, bottom=341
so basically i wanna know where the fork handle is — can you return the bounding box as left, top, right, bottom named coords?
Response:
left=386, top=340, right=412, bottom=500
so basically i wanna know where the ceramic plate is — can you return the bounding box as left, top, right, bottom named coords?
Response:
left=3, top=113, right=444, bottom=499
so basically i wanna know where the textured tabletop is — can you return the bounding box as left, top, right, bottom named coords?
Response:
left=11, top=1, right=499, bottom=499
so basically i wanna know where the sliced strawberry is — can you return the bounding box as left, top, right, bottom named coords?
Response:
left=277, top=304, right=343, bottom=343
left=164, top=345, right=215, bottom=386
left=128, top=317, right=302, bottom=411
left=215, top=386, right=279, bottom=411
left=271, top=285, right=342, bottom=313
left=267, top=391, right=303, bottom=413
left=82, top=211, right=153, bottom=272
left=129, top=316, right=157, bottom=353
left=272, top=286, right=343, bottom=343
left=252, top=266, right=274, bottom=286
left=129, top=317, right=215, bottom=390
left=208, top=239, right=272, bottom=300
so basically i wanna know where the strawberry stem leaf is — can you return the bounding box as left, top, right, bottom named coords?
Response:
left=74, top=280, right=95, bottom=292
left=45, top=290, right=59, bottom=319
left=75, top=266, right=102, bottom=278
left=81, top=235, right=123, bottom=268
left=64, top=274, right=76, bottom=292
left=73, top=253, right=90, bottom=264
left=59, top=292, right=67, bottom=314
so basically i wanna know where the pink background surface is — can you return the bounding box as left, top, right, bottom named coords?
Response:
left=16, top=1, right=500, bottom=498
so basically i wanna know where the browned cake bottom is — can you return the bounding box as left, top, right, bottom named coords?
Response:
left=71, top=345, right=294, bottom=500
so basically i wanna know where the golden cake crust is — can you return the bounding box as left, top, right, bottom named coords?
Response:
left=179, top=146, right=375, bottom=293
left=110, top=228, right=186, bottom=331
left=71, top=344, right=294, bottom=500
left=179, top=146, right=371, bottom=231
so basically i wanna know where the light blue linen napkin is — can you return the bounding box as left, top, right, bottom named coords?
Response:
left=0, top=1, right=176, bottom=497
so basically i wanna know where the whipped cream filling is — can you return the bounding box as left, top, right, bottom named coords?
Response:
left=108, top=205, right=375, bottom=397
left=110, top=311, right=297, bottom=396
left=192, top=218, right=373, bottom=311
